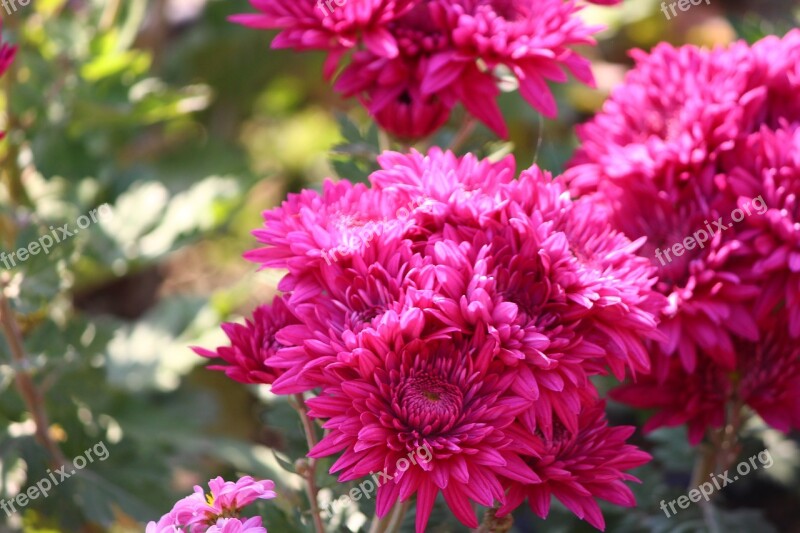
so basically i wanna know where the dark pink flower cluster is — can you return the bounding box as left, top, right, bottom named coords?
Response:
left=147, top=477, right=276, bottom=532
left=565, top=30, right=800, bottom=442
left=232, top=0, right=620, bottom=139
left=198, top=148, right=663, bottom=531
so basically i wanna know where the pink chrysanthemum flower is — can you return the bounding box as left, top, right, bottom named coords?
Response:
left=337, top=0, right=612, bottom=138
left=258, top=151, right=659, bottom=530
left=235, top=1, right=621, bottom=138
left=567, top=32, right=800, bottom=446
left=421, top=0, right=600, bottom=135
left=497, top=400, right=651, bottom=531
left=307, top=327, right=542, bottom=533
left=723, top=125, right=800, bottom=335
left=613, top=312, right=800, bottom=444
left=230, top=0, right=416, bottom=57
left=207, top=148, right=662, bottom=530
left=565, top=32, right=800, bottom=378
left=193, top=297, right=300, bottom=385
left=147, top=477, right=276, bottom=533
left=332, top=1, right=461, bottom=139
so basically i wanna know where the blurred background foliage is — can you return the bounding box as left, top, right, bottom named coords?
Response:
left=0, top=0, right=798, bottom=531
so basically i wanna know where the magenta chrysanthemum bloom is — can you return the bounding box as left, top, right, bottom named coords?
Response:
left=723, top=125, right=800, bottom=335
left=497, top=400, right=651, bottom=531
left=193, top=297, right=300, bottom=385
left=307, top=329, right=542, bottom=533
left=420, top=0, right=600, bottom=134
left=565, top=31, right=800, bottom=380
left=613, top=312, right=800, bottom=444
left=224, top=148, right=661, bottom=530
left=234, top=0, right=621, bottom=138
left=229, top=0, right=415, bottom=56
left=147, top=477, right=276, bottom=533
left=336, top=0, right=610, bottom=138
left=331, top=1, right=468, bottom=139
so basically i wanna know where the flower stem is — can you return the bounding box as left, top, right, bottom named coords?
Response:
left=292, top=393, right=326, bottom=533
left=448, top=116, right=476, bottom=153
left=0, top=281, right=66, bottom=469
left=368, top=500, right=409, bottom=533
left=384, top=500, right=410, bottom=533
left=690, top=395, right=746, bottom=533
left=476, top=505, right=513, bottom=533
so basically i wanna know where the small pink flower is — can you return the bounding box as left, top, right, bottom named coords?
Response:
left=148, top=477, right=276, bottom=532
left=202, top=477, right=276, bottom=516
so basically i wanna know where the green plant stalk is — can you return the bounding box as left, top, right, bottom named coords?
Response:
left=293, top=393, right=327, bottom=533
left=0, top=284, right=66, bottom=469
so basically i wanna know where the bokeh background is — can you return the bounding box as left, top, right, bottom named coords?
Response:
left=1, top=0, right=799, bottom=531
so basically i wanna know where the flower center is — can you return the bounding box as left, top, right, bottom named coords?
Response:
left=423, top=390, right=441, bottom=401
left=397, top=373, right=463, bottom=433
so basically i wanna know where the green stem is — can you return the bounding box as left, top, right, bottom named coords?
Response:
left=448, top=116, right=476, bottom=153
left=385, top=500, right=410, bottom=533
left=292, top=394, right=326, bottom=533
left=0, top=281, right=66, bottom=469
